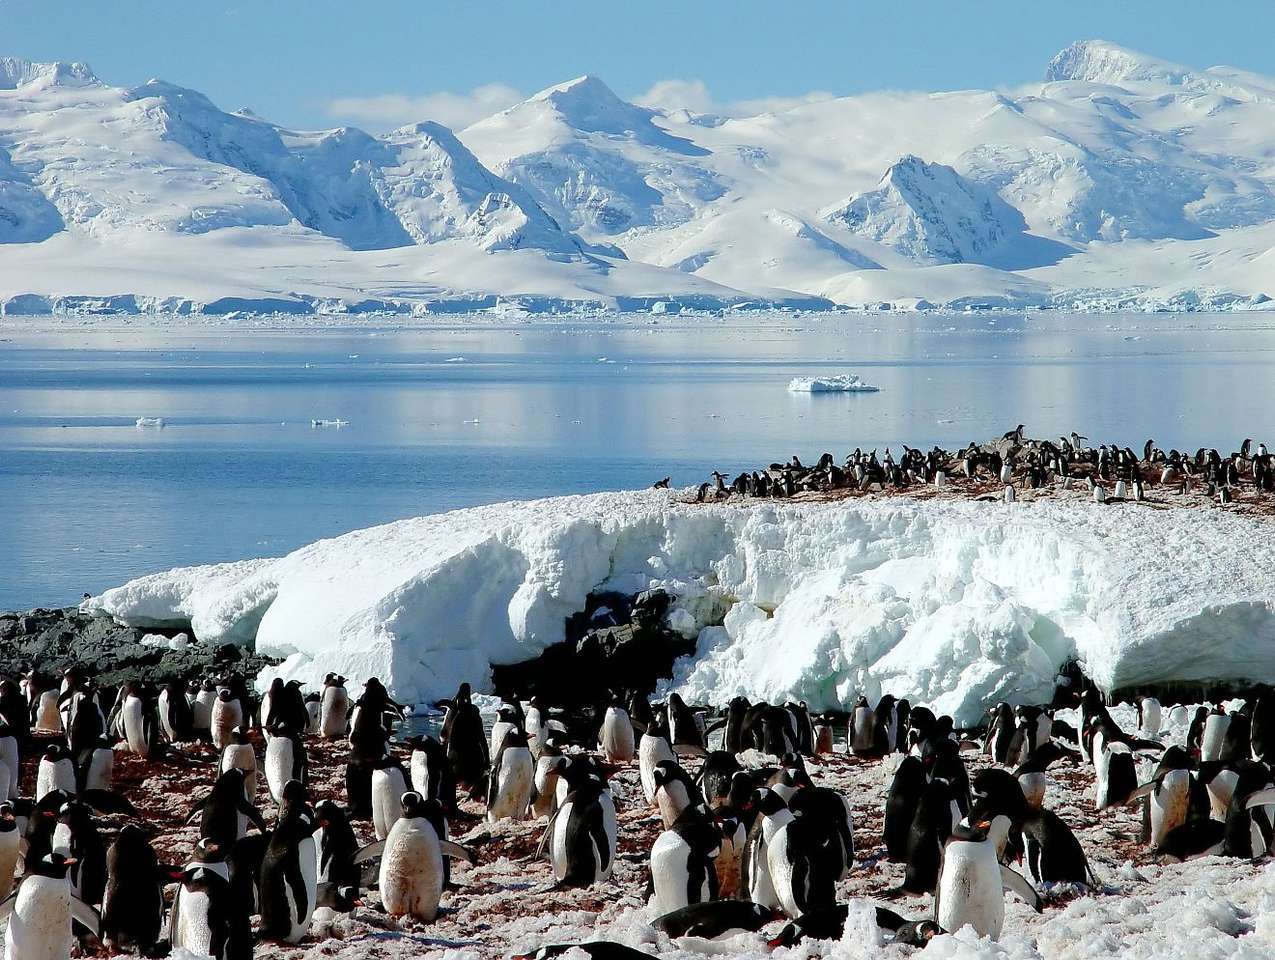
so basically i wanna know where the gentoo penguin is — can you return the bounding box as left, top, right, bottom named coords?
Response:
left=813, top=721, right=834, bottom=755
left=0, top=803, right=19, bottom=899
left=1200, top=710, right=1232, bottom=762
left=768, top=811, right=837, bottom=918
left=33, top=687, right=62, bottom=735
left=320, top=674, right=351, bottom=739
left=258, top=781, right=319, bottom=944
left=1091, top=724, right=1138, bottom=810
left=599, top=701, right=636, bottom=762
left=0, top=852, right=101, bottom=960
left=700, top=751, right=745, bottom=811
left=742, top=788, right=793, bottom=909
left=188, top=767, right=267, bottom=850
left=158, top=680, right=194, bottom=742
left=101, top=823, right=169, bottom=954
left=639, top=714, right=676, bottom=804
left=848, top=696, right=876, bottom=756
left=487, top=728, right=536, bottom=823
left=1022, top=810, right=1096, bottom=885
left=650, top=900, right=775, bottom=939
left=524, top=697, right=550, bottom=758
left=370, top=756, right=411, bottom=841
left=315, top=799, right=360, bottom=892
left=80, top=735, right=115, bottom=794
left=1251, top=688, right=1275, bottom=762
left=36, top=744, right=76, bottom=801
left=649, top=806, right=721, bottom=915
left=667, top=693, right=706, bottom=757
left=713, top=811, right=747, bottom=899
left=789, top=786, right=854, bottom=883
left=934, top=817, right=1040, bottom=940
left=768, top=904, right=941, bottom=949
left=1136, top=696, right=1162, bottom=738
left=441, top=684, right=489, bottom=794
left=169, top=864, right=252, bottom=960
left=304, top=693, right=322, bottom=735
left=408, top=735, right=457, bottom=813
left=210, top=687, right=244, bottom=752
left=53, top=799, right=109, bottom=910
left=264, top=720, right=308, bottom=805
left=191, top=679, right=218, bottom=738
left=884, top=756, right=927, bottom=861
left=220, top=728, right=258, bottom=801
left=652, top=760, right=702, bottom=829
left=372, top=792, right=473, bottom=920
left=532, top=750, right=566, bottom=819
left=489, top=704, right=520, bottom=760
left=116, top=682, right=153, bottom=756
left=902, top=777, right=956, bottom=893
left=0, top=723, right=17, bottom=800
left=545, top=762, right=617, bottom=888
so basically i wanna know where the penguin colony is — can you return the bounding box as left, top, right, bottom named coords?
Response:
left=688, top=428, right=1275, bottom=509
left=1, top=664, right=1273, bottom=957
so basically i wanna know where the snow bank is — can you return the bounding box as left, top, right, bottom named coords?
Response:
left=85, top=492, right=1275, bottom=722
left=786, top=374, right=880, bottom=393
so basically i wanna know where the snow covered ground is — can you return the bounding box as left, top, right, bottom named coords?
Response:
left=86, top=489, right=1275, bottom=725
left=5, top=41, right=1275, bottom=314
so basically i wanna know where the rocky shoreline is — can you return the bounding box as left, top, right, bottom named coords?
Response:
left=0, top=605, right=279, bottom=686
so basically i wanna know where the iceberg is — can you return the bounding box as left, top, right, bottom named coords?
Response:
left=786, top=374, right=880, bottom=393
left=84, top=491, right=1275, bottom=724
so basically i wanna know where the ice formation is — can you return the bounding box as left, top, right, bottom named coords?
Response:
left=85, top=491, right=1275, bottom=724
left=786, top=374, right=880, bottom=393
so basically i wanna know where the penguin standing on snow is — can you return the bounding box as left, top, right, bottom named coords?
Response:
left=0, top=852, right=101, bottom=960
left=371, top=792, right=474, bottom=921
left=101, top=823, right=171, bottom=954
left=320, top=674, right=350, bottom=740
left=848, top=696, right=876, bottom=755
left=487, top=728, right=536, bottom=823
left=650, top=806, right=721, bottom=914
left=767, top=811, right=837, bottom=919
left=264, top=719, right=308, bottom=805
left=258, top=781, right=320, bottom=944
left=370, top=756, right=411, bottom=841
left=544, top=761, right=617, bottom=888
left=935, top=816, right=1041, bottom=940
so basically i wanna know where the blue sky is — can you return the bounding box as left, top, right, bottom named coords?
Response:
left=6, top=0, right=1275, bottom=130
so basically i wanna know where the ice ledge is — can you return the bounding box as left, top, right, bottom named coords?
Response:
left=84, top=491, right=1275, bottom=724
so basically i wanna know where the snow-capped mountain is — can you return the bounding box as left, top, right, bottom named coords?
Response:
left=2, top=40, right=1275, bottom=315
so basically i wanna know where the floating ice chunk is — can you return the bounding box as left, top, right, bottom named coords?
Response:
left=134, top=416, right=165, bottom=428
left=310, top=419, right=349, bottom=427
left=787, top=374, right=880, bottom=393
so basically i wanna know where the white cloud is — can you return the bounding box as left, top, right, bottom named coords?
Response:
left=635, top=79, right=837, bottom=118
left=325, top=83, right=522, bottom=131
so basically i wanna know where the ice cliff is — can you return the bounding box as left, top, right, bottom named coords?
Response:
left=84, top=492, right=1275, bottom=725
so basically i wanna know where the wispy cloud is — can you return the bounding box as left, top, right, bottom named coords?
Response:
left=635, top=79, right=837, bottom=118
left=325, top=83, right=522, bottom=131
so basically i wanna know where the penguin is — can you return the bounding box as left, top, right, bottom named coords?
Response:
left=0, top=852, right=101, bottom=960
left=699, top=751, right=745, bottom=811
left=1092, top=726, right=1138, bottom=810
left=652, top=760, right=702, bottom=829
left=304, top=693, right=322, bottom=735
left=52, top=799, right=109, bottom=912
left=158, top=680, right=194, bottom=742
left=813, top=721, right=834, bottom=755
left=649, top=807, right=720, bottom=915
left=36, top=744, right=76, bottom=801
left=848, top=696, right=875, bottom=755
left=741, top=788, right=792, bottom=909
left=1200, top=711, right=1232, bottom=762
left=0, top=724, right=17, bottom=800
left=767, top=811, right=837, bottom=919
left=767, top=904, right=941, bottom=949
left=1136, top=696, right=1162, bottom=738
left=314, top=799, right=361, bottom=891
left=188, top=768, right=267, bottom=850
left=545, top=763, right=617, bottom=888
left=0, top=803, right=19, bottom=900
left=713, top=811, right=747, bottom=900
left=169, top=864, right=252, bottom=960
left=220, top=727, right=258, bottom=802
left=258, top=781, right=319, bottom=944
left=320, top=674, right=351, bottom=739
left=264, top=720, right=308, bottom=805
left=371, top=756, right=411, bottom=841
left=524, top=697, right=550, bottom=758
left=408, top=734, right=456, bottom=813
left=1251, top=689, right=1275, bottom=762
left=33, top=687, right=62, bottom=735
left=80, top=736, right=114, bottom=793
left=1022, top=810, right=1096, bottom=886
left=651, top=899, right=775, bottom=939
left=101, top=823, right=170, bottom=954
left=533, top=751, right=567, bottom=819
left=934, top=817, right=1040, bottom=940
left=117, top=681, right=158, bottom=757
left=1128, top=748, right=1193, bottom=848
left=191, top=679, right=217, bottom=738
left=638, top=714, right=676, bottom=804
left=599, top=702, right=635, bottom=762
left=902, top=777, right=956, bottom=894
left=372, top=792, right=473, bottom=920
left=210, top=687, right=244, bottom=752
left=441, top=685, right=489, bottom=794
left=789, top=786, right=854, bottom=883
left=884, top=756, right=927, bottom=862
left=489, top=704, right=520, bottom=761
left=487, top=727, right=536, bottom=823
left=666, top=693, right=706, bottom=757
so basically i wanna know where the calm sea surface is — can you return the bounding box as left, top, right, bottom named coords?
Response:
left=3, top=311, right=1274, bottom=610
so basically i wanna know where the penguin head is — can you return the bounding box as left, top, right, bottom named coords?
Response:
left=42, top=743, right=66, bottom=763
left=496, top=705, right=519, bottom=724
left=750, top=787, right=787, bottom=817
left=315, top=799, right=345, bottom=828
left=29, top=852, right=76, bottom=879
left=192, top=838, right=226, bottom=863
left=217, top=688, right=234, bottom=703
left=0, top=803, right=15, bottom=833
left=651, top=760, right=681, bottom=790
left=399, top=791, right=426, bottom=818
left=281, top=778, right=309, bottom=808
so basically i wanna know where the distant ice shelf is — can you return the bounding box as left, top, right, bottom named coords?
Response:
left=787, top=374, right=880, bottom=393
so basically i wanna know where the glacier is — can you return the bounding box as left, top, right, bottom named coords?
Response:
left=4, top=40, right=1275, bottom=314
left=84, top=491, right=1275, bottom=725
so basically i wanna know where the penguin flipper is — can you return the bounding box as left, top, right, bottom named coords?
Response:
left=440, top=840, right=476, bottom=864
left=71, top=896, right=103, bottom=937
left=237, top=797, right=268, bottom=833
left=0, top=890, right=15, bottom=924
left=81, top=788, right=138, bottom=816
left=352, top=840, right=386, bottom=865
left=1126, top=782, right=1157, bottom=804
left=1245, top=787, right=1275, bottom=810
left=999, top=865, right=1041, bottom=912
left=536, top=807, right=564, bottom=860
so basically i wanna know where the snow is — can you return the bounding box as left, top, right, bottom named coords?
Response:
left=787, top=374, right=880, bottom=393
left=85, top=490, right=1275, bottom=723
left=5, top=43, right=1275, bottom=313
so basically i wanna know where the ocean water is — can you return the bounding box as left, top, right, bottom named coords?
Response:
left=3, top=311, right=1275, bottom=610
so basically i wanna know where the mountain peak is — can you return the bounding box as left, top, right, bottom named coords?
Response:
left=0, top=57, right=97, bottom=90
left=1045, top=40, right=1192, bottom=87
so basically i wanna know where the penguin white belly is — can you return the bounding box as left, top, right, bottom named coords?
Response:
left=1019, top=772, right=1047, bottom=811
left=4, top=876, right=74, bottom=960
left=1151, top=771, right=1190, bottom=846
left=1139, top=700, right=1162, bottom=738
left=157, top=689, right=176, bottom=742
left=1208, top=770, right=1239, bottom=821
left=638, top=735, right=673, bottom=804
left=173, top=889, right=213, bottom=955
left=532, top=758, right=560, bottom=819
left=0, top=831, right=19, bottom=899
left=321, top=688, right=349, bottom=739
left=1201, top=715, right=1231, bottom=762
left=410, top=752, right=431, bottom=797
left=372, top=768, right=409, bottom=841
left=599, top=791, right=617, bottom=880
left=286, top=835, right=319, bottom=942
left=745, top=833, right=779, bottom=909
left=36, top=759, right=75, bottom=801
left=488, top=721, right=514, bottom=761
left=656, top=780, right=691, bottom=829
left=766, top=823, right=801, bottom=918
left=525, top=710, right=547, bottom=757
left=937, top=840, right=1004, bottom=940
left=265, top=736, right=295, bottom=804
left=487, top=748, right=534, bottom=822
left=600, top=708, right=635, bottom=762
left=379, top=818, right=443, bottom=921
left=211, top=701, right=242, bottom=751
left=0, top=739, right=17, bottom=799
left=813, top=723, right=834, bottom=755
left=715, top=822, right=745, bottom=899
left=550, top=798, right=574, bottom=882
left=34, top=691, right=61, bottom=734
left=851, top=708, right=875, bottom=753
left=222, top=743, right=258, bottom=800
left=51, top=822, right=73, bottom=859
left=85, top=747, right=113, bottom=792
left=306, top=700, right=322, bottom=735
left=193, top=693, right=215, bottom=730
left=649, top=831, right=693, bottom=915
left=123, top=698, right=148, bottom=756
left=0, top=767, right=9, bottom=808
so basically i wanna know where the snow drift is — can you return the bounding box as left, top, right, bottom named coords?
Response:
left=85, top=492, right=1275, bottom=724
